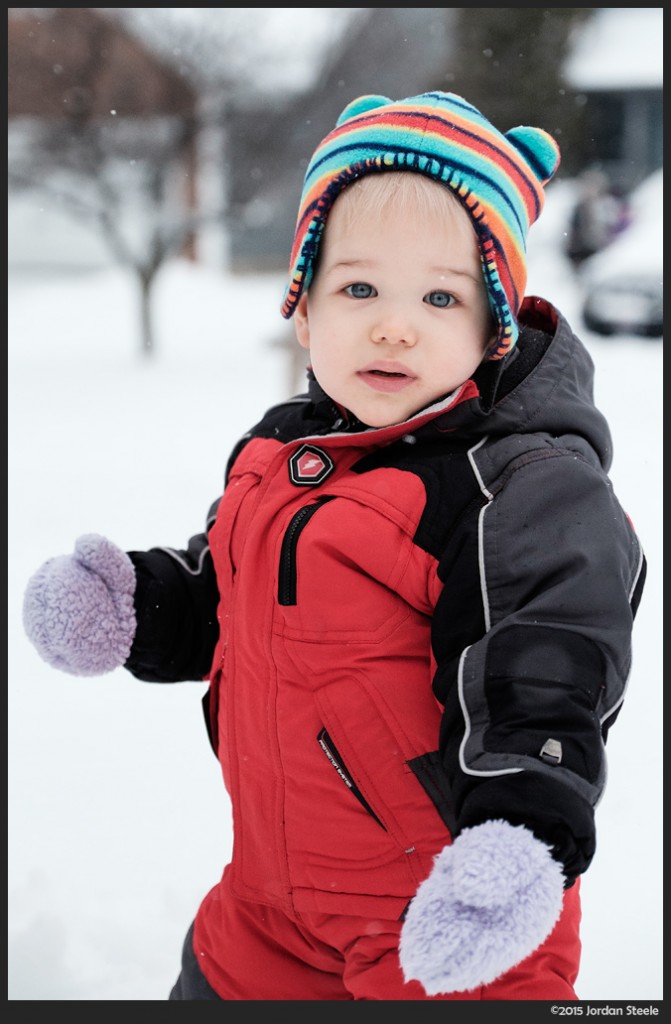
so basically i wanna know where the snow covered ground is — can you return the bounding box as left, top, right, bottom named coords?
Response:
left=8, top=182, right=662, bottom=1000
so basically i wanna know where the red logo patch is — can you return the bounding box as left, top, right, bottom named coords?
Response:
left=289, top=444, right=335, bottom=486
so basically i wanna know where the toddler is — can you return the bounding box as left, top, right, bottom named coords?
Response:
left=23, top=91, right=646, bottom=1000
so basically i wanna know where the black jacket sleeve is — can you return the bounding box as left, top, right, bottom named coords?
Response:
left=124, top=500, right=221, bottom=683
left=433, top=449, right=646, bottom=885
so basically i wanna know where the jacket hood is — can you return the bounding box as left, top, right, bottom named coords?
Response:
left=305, top=297, right=613, bottom=472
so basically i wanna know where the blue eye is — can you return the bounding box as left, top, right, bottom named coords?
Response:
left=345, top=282, right=376, bottom=299
left=425, top=291, right=455, bottom=308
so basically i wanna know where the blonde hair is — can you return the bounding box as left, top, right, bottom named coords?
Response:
left=331, top=171, right=476, bottom=236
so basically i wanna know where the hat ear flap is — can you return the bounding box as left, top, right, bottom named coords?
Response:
left=336, top=94, right=392, bottom=126
left=505, top=126, right=561, bottom=186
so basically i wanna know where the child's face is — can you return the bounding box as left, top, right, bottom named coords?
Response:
left=294, top=177, right=496, bottom=428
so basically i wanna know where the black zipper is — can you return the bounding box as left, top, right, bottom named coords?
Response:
left=317, top=728, right=387, bottom=830
left=277, top=495, right=335, bottom=606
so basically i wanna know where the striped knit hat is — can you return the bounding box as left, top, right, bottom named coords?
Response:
left=281, top=91, right=560, bottom=360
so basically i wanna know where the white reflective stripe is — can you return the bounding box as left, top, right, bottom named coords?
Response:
left=156, top=545, right=210, bottom=576
left=467, top=437, right=493, bottom=634
left=457, top=645, right=523, bottom=778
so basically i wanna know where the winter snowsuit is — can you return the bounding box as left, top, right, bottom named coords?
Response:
left=126, top=298, right=645, bottom=1000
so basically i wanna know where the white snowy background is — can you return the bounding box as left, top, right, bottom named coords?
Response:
left=8, top=174, right=662, bottom=1002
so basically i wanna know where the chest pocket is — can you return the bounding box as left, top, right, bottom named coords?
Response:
left=273, top=494, right=413, bottom=643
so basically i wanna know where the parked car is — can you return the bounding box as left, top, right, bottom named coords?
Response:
left=579, top=169, right=663, bottom=338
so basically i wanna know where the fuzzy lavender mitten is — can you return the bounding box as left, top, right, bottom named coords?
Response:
left=399, top=819, right=565, bottom=994
left=23, top=534, right=137, bottom=676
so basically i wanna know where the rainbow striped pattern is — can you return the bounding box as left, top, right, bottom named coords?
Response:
left=280, top=91, right=560, bottom=360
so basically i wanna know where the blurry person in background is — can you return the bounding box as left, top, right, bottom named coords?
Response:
left=22, top=91, right=646, bottom=1000
left=565, top=167, right=630, bottom=269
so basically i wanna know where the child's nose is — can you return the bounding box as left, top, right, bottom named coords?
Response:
left=370, top=313, right=418, bottom=346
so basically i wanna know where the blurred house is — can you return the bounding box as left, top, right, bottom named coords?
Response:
left=562, top=7, right=663, bottom=193
left=7, top=7, right=198, bottom=270
left=7, top=7, right=196, bottom=120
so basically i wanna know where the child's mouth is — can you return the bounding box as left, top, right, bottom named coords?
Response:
left=358, top=366, right=416, bottom=393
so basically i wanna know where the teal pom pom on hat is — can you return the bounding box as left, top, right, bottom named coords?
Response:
left=335, top=94, right=392, bottom=125
left=281, top=91, right=560, bottom=360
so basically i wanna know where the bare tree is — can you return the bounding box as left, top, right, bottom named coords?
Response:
left=8, top=8, right=353, bottom=355
left=8, top=9, right=213, bottom=354
left=10, top=115, right=207, bottom=355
